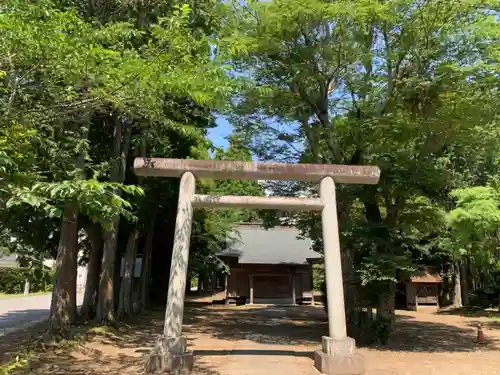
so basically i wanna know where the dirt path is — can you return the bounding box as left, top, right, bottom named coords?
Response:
left=2, top=303, right=500, bottom=375
left=186, top=304, right=500, bottom=375
left=361, top=308, right=500, bottom=375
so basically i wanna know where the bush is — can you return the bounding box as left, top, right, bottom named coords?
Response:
left=0, top=267, right=53, bottom=294
left=320, top=278, right=392, bottom=345
left=0, top=267, right=26, bottom=294
left=312, top=264, right=325, bottom=292
left=469, top=287, right=500, bottom=308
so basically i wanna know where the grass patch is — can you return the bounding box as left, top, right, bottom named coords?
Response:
left=0, top=292, right=50, bottom=300
left=0, top=357, right=29, bottom=375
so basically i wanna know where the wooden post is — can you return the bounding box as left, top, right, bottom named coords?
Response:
left=224, top=273, right=229, bottom=304
left=406, top=283, right=418, bottom=311
left=249, top=275, right=254, bottom=304
left=310, top=262, right=316, bottom=306
left=291, top=274, right=296, bottom=305
left=415, top=285, right=419, bottom=311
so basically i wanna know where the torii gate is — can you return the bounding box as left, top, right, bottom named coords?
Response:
left=134, top=158, right=380, bottom=375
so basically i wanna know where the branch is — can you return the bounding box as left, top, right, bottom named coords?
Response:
left=376, top=26, right=408, bottom=116
left=240, top=2, right=261, bottom=25
left=260, top=121, right=303, bottom=156
left=120, top=119, right=133, bottom=182
left=298, top=115, right=323, bottom=163
left=345, top=81, right=361, bottom=116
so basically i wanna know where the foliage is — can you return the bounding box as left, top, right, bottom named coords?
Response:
left=446, top=186, right=500, bottom=263
left=189, top=134, right=264, bottom=275
left=444, top=184, right=500, bottom=292
left=0, top=0, right=240, bottom=328
left=3, top=0, right=500, bottom=341
left=0, top=356, right=29, bottom=375
left=0, top=0, right=234, bottom=257
left=224, top=0, right=500, bottom=319
left=312, top=264, right=324, bottom=292
left=0, top=267, right=53, bottom=294
left=7, top=180, right=144, bottom=228
left=369, top=316, right=392, bottom=345
left=0, top=0, right=232, bottom=198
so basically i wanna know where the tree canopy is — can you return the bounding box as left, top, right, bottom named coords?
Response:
left=1, top=0, right=500, bottom=342
left=222, top=0, right=500, bottom=331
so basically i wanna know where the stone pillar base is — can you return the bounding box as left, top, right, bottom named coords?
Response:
left=145, top=335, right=194, bottom=375
left=314, top=336, right=365, bottom=375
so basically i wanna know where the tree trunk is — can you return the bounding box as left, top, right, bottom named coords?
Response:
left=139, top=219, right=155, bottom=311
left=439, top=267, right=453, bottom=307
left=117, top=229, right=139, bottom=319
left=200, top=272, right=209, bottom=292
left=96, top=217, right=120, bottom=323
left=377, top=283, right=396, bottom=322
left=224, top=274, right=229, bottom=303
left=96, top=116, right=132, bottom=323
left=49, top=203, right=79, bottom=336
left=197, top=272, right=203, bottom=293
left=80, top=224, right=102, bottom=321
left=453, top=261, right=463, bottom=308
left=375, top=282, right=396, bottom=345
left=49, top=119, right=89, bottom=335
left=342, top=248, right=358, bottom=309
left=461, top=261, right=470, bottom=306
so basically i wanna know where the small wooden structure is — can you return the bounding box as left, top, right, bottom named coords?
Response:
left=218, top=223, right=322, bottom=305
left=405, top=270, right=442, bottom=311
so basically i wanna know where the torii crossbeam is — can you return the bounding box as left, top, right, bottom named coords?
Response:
left=135, top=158, right=380, bottom=375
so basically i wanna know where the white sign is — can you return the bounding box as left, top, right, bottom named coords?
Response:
left=120, top=256, right=142, bottom=278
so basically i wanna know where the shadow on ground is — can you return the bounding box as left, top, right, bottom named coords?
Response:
left=30, top=353, right=143, bottom=375
left=82, top=313, right=162, bottom=349
left=0, top=309, right=48, bottom=334
left=374, top=313, right=500, bottom=352
left=437, top=307, right=499, bottom=318
left=183, top=302, right=500, bottom=353
left=30, top=351, right=221, bottom=375
left=8, top=312, right=220, bottom=375
left=0, top=319, right=47, bottom=364
left=436, top=307, right=500, bottom=330
left=195, top=349, right=312, bottom=357
left=183, top=302, right=327, bottom=346
left=4, top=302, right=500, bottom=374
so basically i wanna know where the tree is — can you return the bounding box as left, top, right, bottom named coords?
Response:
left=1, top=0, right=234, bottom=332
left=444, top=184, right=500, bottom=307
left=223, top=0, right=500, bottom=337
left=1, top=1, right=144, bottom=334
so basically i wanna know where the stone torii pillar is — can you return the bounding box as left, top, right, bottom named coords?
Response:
left=134, top=158, right=380, bottom=375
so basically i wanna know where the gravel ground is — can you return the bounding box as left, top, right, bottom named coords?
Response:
left=3, top=299, right=500, bottom=375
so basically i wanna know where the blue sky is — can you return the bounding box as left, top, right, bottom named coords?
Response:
left=208, top=116, right=232, bottom=149
left=207, top=115, right=260, bottom=162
